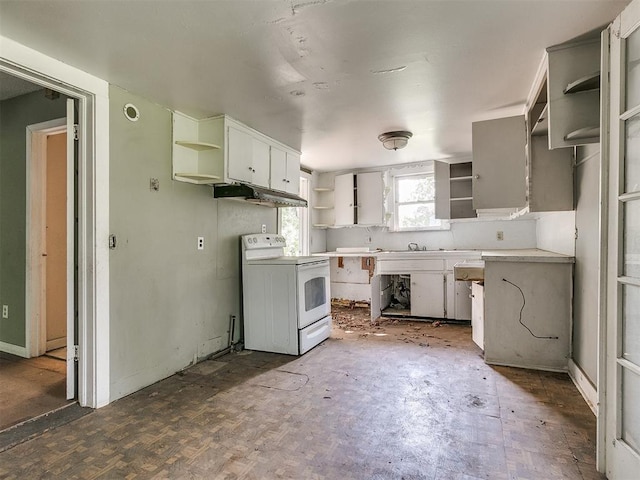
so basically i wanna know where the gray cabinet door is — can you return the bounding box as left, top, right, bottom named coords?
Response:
left=472, top=116, right=527, bottom=209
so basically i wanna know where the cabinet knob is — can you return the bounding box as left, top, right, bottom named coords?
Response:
left=283, top=178, right=287, bottom=182
left=474, top=174, right=480, bottom=180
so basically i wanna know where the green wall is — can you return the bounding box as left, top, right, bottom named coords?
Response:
left=109, top=86, right=277, bottom=400
left=0, top=90, right=67, bottom=349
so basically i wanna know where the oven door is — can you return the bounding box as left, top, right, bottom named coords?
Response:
left=297, top=261, right=331, bottom=329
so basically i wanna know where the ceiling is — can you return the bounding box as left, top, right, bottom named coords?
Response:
left=0, top=1, right=629, bottom=172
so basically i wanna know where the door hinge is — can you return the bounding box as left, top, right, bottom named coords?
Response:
left=74, top=345, right=79, bottom=361
left=575, top=227, right=579, bottom=240
left=73, top=124, right=79, bottom=141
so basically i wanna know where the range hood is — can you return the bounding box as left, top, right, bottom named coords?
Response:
left=213, top=183, right=308, bottom=208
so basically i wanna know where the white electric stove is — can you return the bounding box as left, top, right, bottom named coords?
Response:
left=241, top=234, right=332, bottom=355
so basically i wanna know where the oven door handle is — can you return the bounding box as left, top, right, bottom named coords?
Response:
left=297, top=261, right=329, bottom=272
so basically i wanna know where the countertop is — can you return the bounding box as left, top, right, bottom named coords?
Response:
left=481, top=249, right=575, bottom=263
left=312, top=248, right=574, bottom=263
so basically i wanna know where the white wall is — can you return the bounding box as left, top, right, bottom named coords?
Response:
left=109, top=86, right=277, bottom=401
left=536, top=211, right=576, bottom=256
left=326, top=219, right=537, bottom=252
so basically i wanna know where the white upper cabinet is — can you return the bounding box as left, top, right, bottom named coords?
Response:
left=172, top=113, right=300, bottom=190
left=270, top=146, right=300, bottom=195
left=332, top=171, right=384, bottom=227
left=227, top=125, right=270, bottom=188
left=472, top=115, right=527, bottom=210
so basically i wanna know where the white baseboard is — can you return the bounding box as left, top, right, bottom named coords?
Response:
left=568, top=359, right=598, bottom=415
left=0, top=341, right=28, bottom=358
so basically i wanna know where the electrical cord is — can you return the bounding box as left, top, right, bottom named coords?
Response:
left=502, top=278, right=559, bottom=340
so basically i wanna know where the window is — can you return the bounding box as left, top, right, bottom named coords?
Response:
left=393, top=173, right=443, bottom=231
left=279, top=174, right=310, bottom=255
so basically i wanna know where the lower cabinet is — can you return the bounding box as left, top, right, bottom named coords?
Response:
left=410, top=273, right=445, bottom=317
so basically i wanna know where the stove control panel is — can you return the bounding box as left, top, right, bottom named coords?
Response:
left=242, top=233, right=287, bottom=250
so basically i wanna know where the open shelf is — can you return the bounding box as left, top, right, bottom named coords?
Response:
left=450, top=196, right=473, bottom=202
left=531, top=104, right=548, bottom=136
left=312, top=206, right=332, bottom=210
left=174, top=173, right=221, bottom=185
left=175, top=140, right=221, bottom=151
left=563, top=71, right=600, bottom=94
left=564, top=126, right=600, bottom=141
left=450, top=176, right=473, bottom=182
left=313, top=187, right=334, bottom=192
left=312, top=223, right=330, bottom=228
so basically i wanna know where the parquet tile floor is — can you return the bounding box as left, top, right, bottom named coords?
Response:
left=0, top=313, right=602, bottom=479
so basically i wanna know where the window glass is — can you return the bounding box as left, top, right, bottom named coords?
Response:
left=279, top=176, right=309, bottom=256
left=394, top=173, right=442, bottom=230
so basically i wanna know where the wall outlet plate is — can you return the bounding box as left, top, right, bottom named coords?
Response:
left=261, top=224, right=267, bottom=233
left=497, top=231, right=504, bottom=241
left=197, top=237, right=204, bottom=250
left=2, top=305, right=8, bottom=319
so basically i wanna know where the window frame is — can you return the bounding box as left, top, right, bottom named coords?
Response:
left=278, top=171, right=310, bottom=255
left=391, top=172, right=448, bottom=232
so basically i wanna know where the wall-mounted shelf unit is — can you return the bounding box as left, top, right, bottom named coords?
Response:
left=312, top=183, right=335, bottom=228
left=172, top=113, right=223, bottom=185
left=547, top=36, right=601, bottom=148
left=522, top=67, right=574, bottom=214
left=435, top=161, right=477, bottom=219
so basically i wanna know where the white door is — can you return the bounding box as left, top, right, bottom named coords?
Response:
left=334, top=173, right=355, bottom=226
left=356, top=172, right=384, bottom=225
left=65, top=99, right=75, bottom=400
left=606, top=1, right=640, bottom=477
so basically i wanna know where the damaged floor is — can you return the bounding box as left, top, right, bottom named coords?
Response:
left=0, top=307, right=601, bottom=479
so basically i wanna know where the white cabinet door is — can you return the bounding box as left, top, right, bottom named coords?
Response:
left=356, top=172, right=384, bottom=225
left=454, top=279, right=472, bottom=321
left=285, top=152, right=300, bottom=195
left=227, top=125, right=254, bottom=184
left=334, top=173, right=355, bottom=226
left=471, top=282, right=484, bottom=349
left=434, top=160, right=451, bottom=219
left=410, top=273, right=445, bottom=318
left=227, top=125, right=270, bottom=188
left=270, top=146, right=288, bottom=192
left=472, top=115, right=527, bottom=209
left=251, top=136, right=270, bottom=188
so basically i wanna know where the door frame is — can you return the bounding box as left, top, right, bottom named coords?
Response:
left=604, top=1, right=640, bottom=476
left=25, top=118, right=67, bottom=358
left=1, top=35, right=110, bottom=408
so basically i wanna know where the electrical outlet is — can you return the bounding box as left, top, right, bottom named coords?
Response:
left=261, top=224, right=267, bottom=233
left=2, top=305, right=8, bottom=319
left=497, top=231, right=504, bottom=241
left=197, top=236, right=204, bottom=250
left=365, top=236, right=372, bottom=244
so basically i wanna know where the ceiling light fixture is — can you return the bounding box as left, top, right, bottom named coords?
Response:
left=378, top=130, right=412, bottom=150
